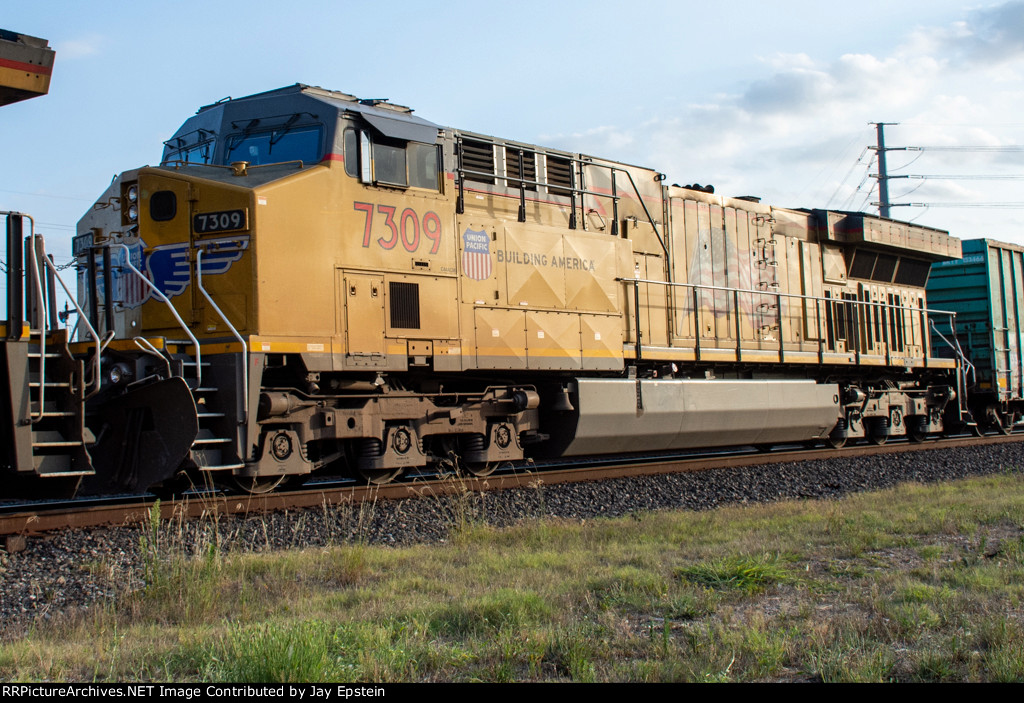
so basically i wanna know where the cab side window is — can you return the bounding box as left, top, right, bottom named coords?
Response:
left=346, top=128, right=439, bottom=191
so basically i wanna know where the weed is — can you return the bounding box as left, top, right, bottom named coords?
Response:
left=544, top=626, right=598, bottom=682
left=675, top=553, right=789, bottom=594
left=209, top=620, right=346, bottom=682
left=807, top=632, right=896, bottom=682
left=430, top=588, right=552, bottom=637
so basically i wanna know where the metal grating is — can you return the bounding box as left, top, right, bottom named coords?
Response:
left=547, top=155, right=573, bottom=196
left=505, top=146, right=536, bottom=191
left=461, top=139, right=495, bottom=184
left=389, top=281, right=420, bottom=329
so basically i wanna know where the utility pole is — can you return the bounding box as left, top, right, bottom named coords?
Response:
left=869, top=122, right=903, bottom=219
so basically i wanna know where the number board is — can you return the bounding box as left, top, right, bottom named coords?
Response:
left=193, top=209, right=247, bottom=235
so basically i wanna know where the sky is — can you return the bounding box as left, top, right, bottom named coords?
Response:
left=3, top=0, right=1024, bottom=294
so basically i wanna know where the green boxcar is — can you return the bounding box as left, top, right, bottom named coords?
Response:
left=928, top=238, right=1024, bottom=430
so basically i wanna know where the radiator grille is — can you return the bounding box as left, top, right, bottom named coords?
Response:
left=506, top=146, right=537, bottom=190
left=461, top=139, right=495, bottom=184
left=389, top=281, right=420, bottom=329
left=547, top=155, right=573, bottom=196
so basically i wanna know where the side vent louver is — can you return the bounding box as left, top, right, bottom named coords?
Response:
left=461, top=139, right=495, bottom=184
left=506, top=146, right=537, bottom=191
left=547, top=155, right=573, bottom=196
left=389, top=281, right=420, bottom=329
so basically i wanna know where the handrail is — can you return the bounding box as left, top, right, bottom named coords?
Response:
left=133, top=337, right=173, bottom=379
left=16, top=215, right=104, bottom=408
left=620, top=276, right=958, bottom=316
left=930, top=318, right=975, bottom=414
left=615, top=167, right=669, bottom=257
left=196, top=248, right=248, bottom=422
left=454, top=140, right=667, bottom=255
left=113, top=244, right=201, bottom=388
left=619, top=275, right=960, bottom=367
left=27, top=221, right=46, bottom=417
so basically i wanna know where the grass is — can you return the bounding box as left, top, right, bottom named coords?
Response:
left=1, top=471, right=1023, bottom=681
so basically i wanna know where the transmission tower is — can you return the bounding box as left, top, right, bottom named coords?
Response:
left=869, top=122, right=904, bottom=218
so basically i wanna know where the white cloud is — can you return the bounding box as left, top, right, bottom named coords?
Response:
left=55, top=35, right=103, bottom=60
left=551, top=1, right=1024, bottom=243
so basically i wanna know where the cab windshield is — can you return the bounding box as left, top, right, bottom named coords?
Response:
left=223, top=125, right=323, bottom=166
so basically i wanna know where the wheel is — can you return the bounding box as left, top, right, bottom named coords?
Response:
left=907, top=428, right=930, bottom=443
left=827, top=434, right=847, bottom=449
left=867, top=431, right=888, bottom=445
left=462, top=461, right=497, bottom=477
left=234, top=475, right=287, bottom=494
left=358, top=468, right=403, bottom=485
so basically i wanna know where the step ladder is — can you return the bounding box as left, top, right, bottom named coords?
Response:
left=3, top=213, right=98, bottom=493
left=26, top=330, right=93, bottom=476
left=166, top=340, right=244, bottom=472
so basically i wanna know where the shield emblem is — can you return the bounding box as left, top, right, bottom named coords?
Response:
left=462, top=228, right=492, bottom=281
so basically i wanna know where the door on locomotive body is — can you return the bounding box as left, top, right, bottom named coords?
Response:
left=134, top=172, right=252, bottom=338
left=626, top=254, right=668, bottom=349
left=188, top=189, right=252, bottom=338
left=798, top=239, right=825, bottom=352
left=135, top=174, right=196, bottom=334
left=341, top=272, right=386, bottom=357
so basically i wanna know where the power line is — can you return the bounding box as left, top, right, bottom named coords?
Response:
left=840, top=152, right=876, bottom=211
left=867, top=122, right=1024, bottom=215
left=879, top=202, right=1024, bottom=209
left=906, top=146, right=1024, bottom=152
left=890, top=174, right=1024, bottom=180
left=826, top=146, right=868, bottom=208
left=0, top=188, right=95, bottom=202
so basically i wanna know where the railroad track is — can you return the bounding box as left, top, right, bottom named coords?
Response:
left=3, top=432, right=1023, bottom=545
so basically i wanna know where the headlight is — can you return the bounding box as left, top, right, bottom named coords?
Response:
left=127, top=204, right=139, bottom=222
left=108, top=363, right=133, bottom=385
left=126, top=185, right=138, bottom=203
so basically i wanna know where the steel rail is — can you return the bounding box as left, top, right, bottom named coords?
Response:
left=2, top=433, right=1022, bottom=540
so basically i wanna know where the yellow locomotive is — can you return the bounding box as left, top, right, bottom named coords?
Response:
left=62, top=84, right=968, bottom=491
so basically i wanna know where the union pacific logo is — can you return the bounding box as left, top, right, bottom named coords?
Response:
left=92, top=237, right=250, bottom=309
left=462, top=228, right=492, bottom=281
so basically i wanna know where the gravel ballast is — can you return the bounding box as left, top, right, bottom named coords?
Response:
left=1, top=441, right=1022, bottom=634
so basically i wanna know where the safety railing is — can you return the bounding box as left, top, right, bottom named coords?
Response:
left=4, top=212, right=103, bottom=414
left=619, top=276, right=964, bottom=373
left=929, top=317, right=976, bottom=414
left=455, top=138, right=668, bottom=257
left=113, top=243, right=202, bottom=388
left=197, top=248, right=248, bottom=422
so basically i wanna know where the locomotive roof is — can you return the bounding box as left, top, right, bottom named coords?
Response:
left=169, top=83, right=441, bottom=147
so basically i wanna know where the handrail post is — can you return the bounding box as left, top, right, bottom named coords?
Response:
left=693, top=286, right=701, bottom=361
left=197, top=249, right=249, bottom=423
left=568, top=157, right=578, bottom=230
left=816, top=298, right=824, bottom=363
left=40, top=253, right=102, bottom=397
left=455, top=135, right=465, bottom=215
left=114, top=243, right=201, bottom=388
left=611, top=170, right=619, bottom=237
left=516, top=149, right=526, bottom=223
left=734, top=289, right=741, bottom=362
left=632, top=277, right=642, bottom=361
left=11, top=214, right=103, bottom=400
left=852, top=298, right=861, bottom=364
left=777, top=291, right=784, bottom=362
